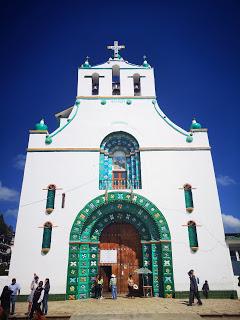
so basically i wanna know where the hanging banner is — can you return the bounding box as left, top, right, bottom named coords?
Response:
left=100, top=250, right=117, bottom=263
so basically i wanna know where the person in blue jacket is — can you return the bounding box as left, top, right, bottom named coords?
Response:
left=188, top=269, right=202, bottom=306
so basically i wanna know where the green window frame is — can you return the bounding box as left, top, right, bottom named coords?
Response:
left=187, top=220, right=198, bottom=251
left=42, top=221, right=52, bottom=254
left=46, top=184, right=56, bottom=214
left=184, top=184, right=194, bottom=213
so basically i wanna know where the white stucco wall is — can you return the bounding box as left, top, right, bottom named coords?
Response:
left=8, top=59, right=235, bottom=295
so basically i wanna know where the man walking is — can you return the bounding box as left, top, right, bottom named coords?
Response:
left=188, top=269, right=202, bottom=306
left=8, top=278, right=21, bottom=315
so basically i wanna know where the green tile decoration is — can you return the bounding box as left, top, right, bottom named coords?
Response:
left=67, top=192, right=175, bottom=299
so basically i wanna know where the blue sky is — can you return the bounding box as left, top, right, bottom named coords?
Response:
left=0, top=0, right=239, bottom=232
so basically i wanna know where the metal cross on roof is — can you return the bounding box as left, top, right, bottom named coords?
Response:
left=107, top=41, right=125, bottom=58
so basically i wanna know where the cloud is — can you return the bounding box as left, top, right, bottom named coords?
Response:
left=216, top=175, right=236, bottom=187
left=0, top=181, right=19, bottom=202
left=13, top=154, right=26, bottom=170
left=4, top=208, right=18, bottom=218
left=222, top=214, right=240, bottom=232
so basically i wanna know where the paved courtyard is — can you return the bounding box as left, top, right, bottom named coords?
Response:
left=11, top=297, right=240, bottom=318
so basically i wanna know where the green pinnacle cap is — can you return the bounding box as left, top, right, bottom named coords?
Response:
left=35, top=119, right=48, bottom=131
left=82, top=56, right=91, bottom=68
left=143, top=55, right=150, bottom=67
left=191, top=118, right=202, bottom=129
left=45, top=136, right=52, bottom=144
left=186, top=134, right=193, bottom=143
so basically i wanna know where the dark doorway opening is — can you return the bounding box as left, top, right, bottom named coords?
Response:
left=99, top=223, right=142, bottom=294
left=100, top=266, right=112, bottom=293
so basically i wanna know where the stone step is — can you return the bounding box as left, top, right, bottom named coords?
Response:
left=70, top=314, right=202, bottom=320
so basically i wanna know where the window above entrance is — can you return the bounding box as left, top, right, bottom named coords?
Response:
left=99, top=132, right=142, bottom=190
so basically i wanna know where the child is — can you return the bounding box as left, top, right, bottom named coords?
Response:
left=202, top=280, right=209, bottom=299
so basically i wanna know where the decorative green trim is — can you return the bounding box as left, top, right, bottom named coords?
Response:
left=45, top=100, right=81, bottom=144
left=99, top=131, right=142, bottom=190
left=191, top=119, right=202, bottom=130
left=27, top=146, right=211, bottom=153
left=42, top=222, right=52, bottom=253
left=188, top=222, right=198, bottom=249
left=101, top=99, right=107, bottom=105
left=46, top=188, right=56, bottom=213
left=184, top=186, right=194, bottom=212
left=67, top=192, right=175, bottom=299
left=153, top=101, right=189, bottom=137
left=76, top=96, right=156, bottom=100
left=17, top=294, right=66, bottom=302
left=186, top=135, right=193, bottom=143
left=17, top=291, right=238, bottom=301
left=35, top=119, right=48, bottom=131
left=126, top=99, right=132, bottom=105
left=45, top=136, right=53, bottom=144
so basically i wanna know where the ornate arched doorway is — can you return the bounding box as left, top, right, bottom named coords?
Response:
left=99, top=223, right=142, bottom=294
left=66, top=192, right=174, bottom=299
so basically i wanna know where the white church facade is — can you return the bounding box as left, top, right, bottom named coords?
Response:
left=8, top=42, right=236, bottom=299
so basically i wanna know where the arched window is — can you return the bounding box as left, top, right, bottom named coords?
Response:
left=99, top=132, right=142, bottom=190
left=92, top=73, right=99, bottom=95
left=42, top=221, right=52, bottom=254
left=184, top=184, right=194, bottom=213
left=46, top=184, right=56, bottom=214
left=112, top=151, right=127, bottom=189
left=112, top=65, right=120, bottom=95
left=187, top=221, right=198, bottom=251
left=133, top=73, right=141, bottom=96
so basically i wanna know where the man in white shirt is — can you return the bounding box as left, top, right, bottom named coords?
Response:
left=8, top=278, right=21, bottom=315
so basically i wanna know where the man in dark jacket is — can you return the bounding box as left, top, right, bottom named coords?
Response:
left=188, top=269, right=202, bottom=306
left=28, top=281, right=44, bottom=319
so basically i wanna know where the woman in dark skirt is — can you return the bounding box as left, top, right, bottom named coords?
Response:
left=0, top=286, right=12, bottom=320
left=42, top=278, right=50, bottom=315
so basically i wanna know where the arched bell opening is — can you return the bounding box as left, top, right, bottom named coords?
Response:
left=112, top=65, right=120, bottom=95
left=133, top=73, right=141, bottom=96
left=92, top=73, right=99, bottom=95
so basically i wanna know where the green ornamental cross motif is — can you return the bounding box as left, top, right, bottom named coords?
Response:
left=67, top=192, right=175, bottom=299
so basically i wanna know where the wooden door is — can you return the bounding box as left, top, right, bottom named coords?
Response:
left=99, top=223, right=142, bottom=294
left=112, top=171, right=127, bottom=189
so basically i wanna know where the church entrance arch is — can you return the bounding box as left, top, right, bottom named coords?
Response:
left=99, top=223, right=142, bottom=294
left=66, top=192, right=175, bottom=299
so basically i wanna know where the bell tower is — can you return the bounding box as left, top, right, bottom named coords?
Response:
left=77, top=41, right=156, bottom=98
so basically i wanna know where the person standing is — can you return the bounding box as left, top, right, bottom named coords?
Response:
left=0, top=286, right=12, bottom=319
left=97, top=275, right=103, bottom=299
left=42, top=278, right=50, bottom=315
left=28, top=281, right=44, bottom=320
left=188, top=270, right=202, bottom=306
left=26, top=274, right=39, bottom=315
left=202, top=280, right=209, bottom=299
left=8, top=278, right=21, bottom=315
left=109, top=274, right=117, bottom=300
left=127, top=274, right=134, bottom=298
